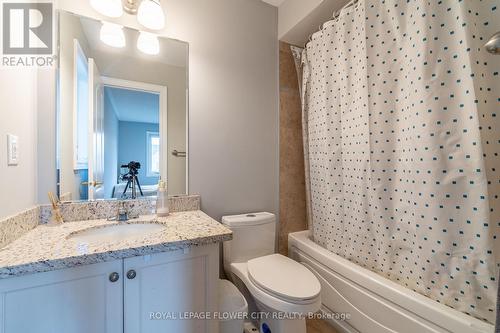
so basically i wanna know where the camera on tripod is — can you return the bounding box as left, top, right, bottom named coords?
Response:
left=120, top=161, right=143, bottom=198
left=121, top=161, right=141, bottom=175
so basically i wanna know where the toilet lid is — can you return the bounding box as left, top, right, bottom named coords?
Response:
left=247, top=254, right=320, bottom=302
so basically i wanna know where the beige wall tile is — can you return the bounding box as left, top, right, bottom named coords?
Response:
left=279, top=41, right=307, bottom=255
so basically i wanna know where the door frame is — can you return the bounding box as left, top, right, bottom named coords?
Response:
left=101, top=77, right=169, bottom=186
left=72, top=38, right=89, bottom=171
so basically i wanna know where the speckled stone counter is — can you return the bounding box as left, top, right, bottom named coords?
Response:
left=0, top=206, right=40, bottom=249
left=0, top=196, right=202, bottom=250
left=0, top=210, right=231, bottom=279
left=39, top=195, right=201, bottom=224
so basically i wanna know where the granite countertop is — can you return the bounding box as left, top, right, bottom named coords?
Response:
left=0, top=210, right=232, bottom=279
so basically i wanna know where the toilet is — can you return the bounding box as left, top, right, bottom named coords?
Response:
left=222, top=213, right=321, bottom=333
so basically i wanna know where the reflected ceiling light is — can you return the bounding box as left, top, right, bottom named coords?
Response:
left=137, top=0, right=165, bottom=30
left=90, top=0, right=123, bottom=18
left=137, top=32, right=160, bottom=55
left=100, top=22, right=126, bottom=48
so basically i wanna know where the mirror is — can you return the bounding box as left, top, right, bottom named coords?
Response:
left=56, top=11, right=188, bottom=201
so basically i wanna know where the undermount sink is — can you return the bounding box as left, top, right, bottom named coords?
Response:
left=68, top=223, right=166, bottom=243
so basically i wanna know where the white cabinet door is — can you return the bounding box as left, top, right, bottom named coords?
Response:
left=0, top=260, right=123, bottom=333
left=124, top=244, right=219, bottom=333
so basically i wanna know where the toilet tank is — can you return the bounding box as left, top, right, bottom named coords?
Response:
left=222, top=212, right=276, bottom=274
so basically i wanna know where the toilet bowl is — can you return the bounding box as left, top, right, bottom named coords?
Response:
left=222, top=213, right=321, bottom=333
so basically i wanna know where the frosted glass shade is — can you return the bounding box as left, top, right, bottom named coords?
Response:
left=137, top=32, right=160, bottom=55
left=137, top=0, right=165, bottom=30
left=100, top=22, right=126, bottom=48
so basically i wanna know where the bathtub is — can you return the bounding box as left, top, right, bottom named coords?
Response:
left=288, top=231, right=495, bottom=333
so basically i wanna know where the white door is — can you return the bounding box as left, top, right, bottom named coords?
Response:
left=123, top=245, right=219, bottom=333
left=0, top=260, right=123, bottom=333
left=88, top=58, right=105, bottom=200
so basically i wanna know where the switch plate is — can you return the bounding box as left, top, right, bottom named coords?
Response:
left=7, top=134, right=19, bottom=166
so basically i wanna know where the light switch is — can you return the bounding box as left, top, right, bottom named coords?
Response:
left=7, top=134, right=19, bottom=166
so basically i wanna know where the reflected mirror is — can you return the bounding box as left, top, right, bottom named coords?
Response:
left=56, top=11, right=188, bottom=201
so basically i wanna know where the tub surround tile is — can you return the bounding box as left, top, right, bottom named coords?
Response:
left=39, top=195, right=201, bottom=224
left=0, top=210, right=231, bottom=279
left=0, top=207, right=40, bottom=249
left=279, top=41, right=308, bottom=256
left=280, top=41, right=300, bottom=91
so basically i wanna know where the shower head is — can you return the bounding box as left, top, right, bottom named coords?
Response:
left=485, top=32, right=500, bottom=55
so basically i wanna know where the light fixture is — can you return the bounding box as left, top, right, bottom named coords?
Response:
left=90, top=0, right=123, bottom=18
left=100, top=22, right=126, bottom=48
left=137, top=32, right=160, bottom=55
left=90, top=0, right=166, bottom=30
left=137, top=0, right=165, bottom=30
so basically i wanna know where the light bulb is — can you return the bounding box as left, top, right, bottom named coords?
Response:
left=137, top=0, right=165, bottom=30
left=90, top=0, right=123, bottom=18
left=137, top=32, right=160, bottom=55
left=100, top=22, right=126, bottom=48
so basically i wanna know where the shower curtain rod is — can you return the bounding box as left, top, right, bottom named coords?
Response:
left=304, top=0, right=359, bottom=48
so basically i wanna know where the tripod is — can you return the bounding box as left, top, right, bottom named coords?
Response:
left=122, top=172, right=144, bottom=199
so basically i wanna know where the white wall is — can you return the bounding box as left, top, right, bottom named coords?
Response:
left=0, top=68, right=38, bottom=218
left=278, top=0, right=322, bottom=41
left=37, top=68, right=57, bottom=205
left=42, top=0, right=279, bottom=220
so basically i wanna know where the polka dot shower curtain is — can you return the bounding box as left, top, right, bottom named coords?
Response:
left=301, top=0, right=499, bottom=323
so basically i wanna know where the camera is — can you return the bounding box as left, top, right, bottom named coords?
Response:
left=121, top=161, right=141, bottom=175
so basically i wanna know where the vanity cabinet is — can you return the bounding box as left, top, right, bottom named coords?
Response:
left=0, top=244, right=219, bottom=333
left=123, top=244, right=219, bottom=333
left=0, top=259, right=124, bottom=333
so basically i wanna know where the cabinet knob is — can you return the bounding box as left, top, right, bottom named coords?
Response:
left=109, top=272, right=120, bottom=282
left=127, top=269, right=137, bottom=280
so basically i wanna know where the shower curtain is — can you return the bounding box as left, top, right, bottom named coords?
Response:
left=301, top=0, right=499, bottom=323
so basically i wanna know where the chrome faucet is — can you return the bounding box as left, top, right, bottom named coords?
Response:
left=116, top=202, right=129, bottom=222
left=108, top=201, right=140, bottom=222
left=107, top=202, right=130, bottom=222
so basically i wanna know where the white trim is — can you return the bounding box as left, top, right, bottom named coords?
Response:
left=146, top=131, right=160, bottom=177
left=101, top=77, right=169, bottom=184
left=87, top=58, right=96, bottom=200
left=72, top=39, right=88, bottom=170
left=185, top=87, right=189, bottom=194
left=184, top=42, right=190, bottom=194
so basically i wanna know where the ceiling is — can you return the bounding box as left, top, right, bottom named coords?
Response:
left=260, top=0, right=286, bottom=7
left=104, top=87, right=159, bottom=124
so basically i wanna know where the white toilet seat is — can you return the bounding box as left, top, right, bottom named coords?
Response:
left=247, top=254, right=321, bottom=303
left=230, top=259, right=321, bottom=314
